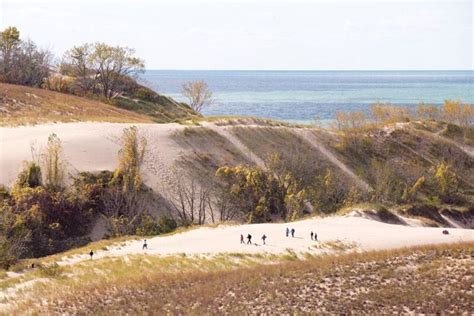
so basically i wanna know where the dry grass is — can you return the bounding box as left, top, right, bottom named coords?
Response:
left=193, top=115, right=307, bottom=127
left=171, top=126, right=253, bottom=185
left=3, top=242, right=472, bottom=314
left=231, top=126, right=352, bottom=188
left=0, top=83, right=154, bottom=126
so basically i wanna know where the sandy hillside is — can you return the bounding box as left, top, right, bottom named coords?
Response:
left=0, top=121, right=370, bottom=194
left=57, top=215, right=474, bottom=266
left=0, top=122, right=188, bottom=191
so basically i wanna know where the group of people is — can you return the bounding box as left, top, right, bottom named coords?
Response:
left=286, top=227, right=295, bottom=237
left=240, top=234, right=267, bottom=245
left=241, top=228, right=319, bottom=246
left=88, top=229, right=320, bottom=260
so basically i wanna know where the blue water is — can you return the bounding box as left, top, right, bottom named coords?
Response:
left=139, top=70, right=474, bottom=124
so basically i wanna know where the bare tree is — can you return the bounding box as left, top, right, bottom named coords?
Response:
left=209, top=185, right=241, bottom=222
left=102, top=188, right=149, bottom=236
left=168, top=168, right=212, bottom=225
left=182, top=80, right=213, bottom=113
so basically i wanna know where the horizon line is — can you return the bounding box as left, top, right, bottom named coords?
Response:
left=144, top=69, right=474, bottom=72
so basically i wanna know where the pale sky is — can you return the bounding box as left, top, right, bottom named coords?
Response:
left=0, top=0, right=472, bottom=70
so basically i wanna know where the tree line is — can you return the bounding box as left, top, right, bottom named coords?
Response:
left=0, top=26, right=213, bottom=113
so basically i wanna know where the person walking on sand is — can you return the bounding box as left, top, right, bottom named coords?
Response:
left=314, top=232, right=318, bottom=241
left=310, top=231, right=314, bottom=240
left=247, top=234, right=252, bottom=244
left=262, top=234, right=267, bottom=245
left=143, top=239, right=148, bottom=250
left=286, top=227, right=289, bottom=237
left=291, top=228, right=295, bottom=238
left=89, top=250, right=94, bottom=259
left=240, top=234, right=245, bottom=244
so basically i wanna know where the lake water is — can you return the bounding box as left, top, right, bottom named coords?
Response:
left=140, top=70, right=474, bottom=124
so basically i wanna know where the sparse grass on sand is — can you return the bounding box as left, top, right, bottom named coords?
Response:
left=3, top=242, right=473, bottom=314
left=191, top=115, right=309, bottom=127
left=0, top=83, right=153, bottom=126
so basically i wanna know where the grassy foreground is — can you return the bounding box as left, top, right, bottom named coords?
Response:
left=3, top=242, right=473, bottom=314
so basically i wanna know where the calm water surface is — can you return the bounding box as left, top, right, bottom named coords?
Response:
left=140, top=70, right=474, bottom=124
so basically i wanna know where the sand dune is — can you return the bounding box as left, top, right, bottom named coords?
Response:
left=2, top=122, right=473, bottom=266
left=58, top=215, right=474, bottom=266
left=0, top=122, right=187, bottom=189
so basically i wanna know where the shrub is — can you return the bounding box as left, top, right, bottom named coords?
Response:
left=16, top=161, right=42, bottom=188
left=156, top=214, right=178, bottom=234
left=111, top=126, right=147, bottom=193
left=432, top=162, right=458, bottom=199
left=134, top=214, right=178, bottom=236
left=370, top=160, right=406, bottom=204
left=308, top=169, right=349, bottom=213
left=0, top=203, right=30, bottom=269
left=133, top=87, right=157, bottom=102
left=42, top=133, right=66, bottom=190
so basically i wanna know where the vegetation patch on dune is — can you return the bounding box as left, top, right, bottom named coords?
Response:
left=0, top=83, right=153, bottom=126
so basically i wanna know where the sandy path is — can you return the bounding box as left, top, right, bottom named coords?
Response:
left=294, top=129, right=371, bottom=191
left=58, top=215, right=474, bottom=266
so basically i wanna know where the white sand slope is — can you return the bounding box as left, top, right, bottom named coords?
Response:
left=0, top=122, right=188, bottom=189
left=58, top=216, right=474, bottom=266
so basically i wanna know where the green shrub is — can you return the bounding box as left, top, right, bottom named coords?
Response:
left=157, top=214, right=178, bottom=234
left=135, top=214, right=178, bottom=236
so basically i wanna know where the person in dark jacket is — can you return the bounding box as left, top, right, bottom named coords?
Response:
left=247, top=234, right=252, bottom=244
left=291, top=228, right=295, bottom=237
left=262, top=234, right=267, bottom=245
left=89, top=250, right=94, bottom=259
left=240, top=234, right=245, bottom=244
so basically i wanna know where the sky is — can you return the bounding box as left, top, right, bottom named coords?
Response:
left=0, top=0, right=472, bottom=70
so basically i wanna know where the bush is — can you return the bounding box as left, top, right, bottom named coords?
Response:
left=156, top=214, right=178, bottom=234
left=8, top=184, right=95, bottom=257
left=16, top=161, right=42, bottom=188
left=0, top=203, right=30, bottom=269
left=133, top=87, right=158, bottom=102
left=135, top=214, right=178, bottom=236
left=308, top=169, right=350, bottom=214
